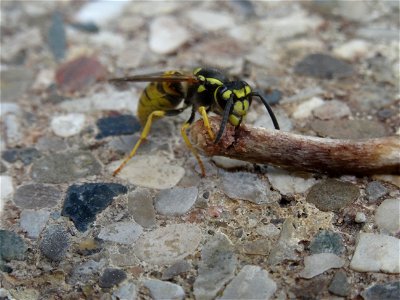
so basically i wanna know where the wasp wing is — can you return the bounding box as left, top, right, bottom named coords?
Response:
left=109, top=71, right=199, bottom=84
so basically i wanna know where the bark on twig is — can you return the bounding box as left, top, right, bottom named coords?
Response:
left=190, top=116, right=400, bottom=175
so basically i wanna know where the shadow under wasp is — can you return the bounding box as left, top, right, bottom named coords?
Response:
left=109, top=67, right=280, bottom=177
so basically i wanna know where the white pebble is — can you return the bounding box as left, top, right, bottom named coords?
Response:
left=4, top=114, right=23, bottom=145
left=350, top=232, right=400, bottom=273
left=149, top=16, right=190, bottom=54
left=355, top=212, right=367, bottom=223
left=75, top=1, right=130, bottom=26
left=0, top=176, right=14, bottom=209
left=292, top=97, right=325, bottom=119
left=113, top=154, right=185, bottom=189
left=51, top=113, right=86, bottom=137
left=187, top=9, right=235, bottom=31
left=299, top=253, right=345, bottom=278
left=0, top=102, right=20, bottom=117
left=333, top=39, right=369, bottom=60
left=375, top=198, right=400, bottom=234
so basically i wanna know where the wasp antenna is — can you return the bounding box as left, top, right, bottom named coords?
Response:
left=215, top=97, right=234, bottom=144
left=251, top=92, right=280, bottom=130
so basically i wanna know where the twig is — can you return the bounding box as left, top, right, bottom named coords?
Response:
left=190, top=116, right=400, bottom=175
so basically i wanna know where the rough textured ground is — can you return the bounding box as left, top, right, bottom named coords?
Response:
left=0, top=1, right=399, bottom=300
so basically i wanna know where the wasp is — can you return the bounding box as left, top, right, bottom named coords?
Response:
left=109, top=67, right=280, bottom=177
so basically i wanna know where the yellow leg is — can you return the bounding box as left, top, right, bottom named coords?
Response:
left=112, top=110, right=166, bottom=176
left=181, top=122, right=206, bottom=177
left=198, top=106, right=215, bottom=141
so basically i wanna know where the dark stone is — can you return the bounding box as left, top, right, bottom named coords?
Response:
left=309, top=230, right=344, bottom=255
left=162, top=260, right=191, bottom=280
left=263, top=89, right=282, bottom=105
left=328, top=270, right=350, bottom=296
left=292, top=277, right=329, bottom=300
left=294, top=53, right=353, bottom=79
left=306, top=179, right=360, bottom=211
left=31, top=151, right=101, bottom=184
left=70, top=22, right=100, bottom=33
left=99, top=268, right=127, bottom=288
left=362, top=281, right=400, bottom=300
left=39, top=224, right=70, bottom=261
left=96, top=115, right=141, bottom=139
left=55, top=56, right=107, bottom=94
left=62, top=183, right=128, bottom=232
left=0, top=230, right=27, bottom=261
left=2, top=147, right=41, bottom=165
left=13, top=183, right=62, bottom=209
left=127, top=189, right=156, bottom=228
left=228, top=0, right=255, bottom=17
left=365, top=181, right=388, bottom=203
left=48, top=11, right=66, bottom=61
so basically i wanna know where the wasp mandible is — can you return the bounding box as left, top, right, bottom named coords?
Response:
left=109, top=67, right=280, bottom=176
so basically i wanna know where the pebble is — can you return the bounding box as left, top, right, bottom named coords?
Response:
left=361, top=281, right=400, bottom=300
left=36, top=136, right=68, bottom=152
left=154, top=186, right=198, bottom=216
left=55, top=56, right=107, bottom=94
left=4, top=114, right=23, bottom=145
left=194, top=233, right=237, bottom=300
left=113, top=155, right=185, bottom=189
left=0, top=102, right=20, bottom=117
left=112, top=282, right=137, bottom=300
left=13, top=183, right=62, bottom=209
left=328, top=270, right=350, bottom=297
left=60, top=87, right=138, bottom=114
left=221, top=171, right=281, bottom=204
left=306, top=179, right=360, bottom=211
left=355, top=212, right=367, bottom=223
left=365, top=181, right=388, bottom=203
left=309, top=230, right=344, bottom=255
left=375, top=198, right=400, bottom=234
left=48, top=11, right=66, bottom=61
left=281, top=86, right=325, bottom=104
left=292, top=97, right=325, bottom=119
left=143, top=279, right=185, bottom=300
left=20, top=209, right=51, bottom=239
left=75, top=1, right=130, bottom=26
left=299, top=253, right=345, bottom=279
left=242, top=239, right=272, bottom=256
left=267, top=218, right=299, bottom=265
left=2, top=147, right=41, bottom=165
left=186, top=9, right=234, bottom=31
left=312, top=100, right=352, bottom=120
left=333, top=39, right=369, bottom=60
left=218, top=265, right=277, bottom=300
left=294, top=53, right=354, bottom=79
left=256, top=223, right=280, bottom=237
left=134, top=224, right=202, bottom=265
left=266, top=168, right=317, bottom=196
left=127, top=188, right=156, bottom=228
left=0, top=162, right=6, bottom=174
left=99, top=268, right=127, bottom=288
left=162, top=260, right=191, bottom=280
left=69, top=259, right=107, bottom=284
left=98, top=221, right=143, bottom=245
left=311, top=119, right=387, bottom=139
left=31, top=151, right=101, bottom=184
left=0, top=68, right=33, bottom=101
left=350, top=232, right=400, bottom=273
left=212, top=156, right=252, bottom=169
left=96, top=115, right=141, bottom=139
left=149, top=16, right=190, bottom=54
left=227, top=0, right=255, bottom=17
left=39, top=224, right=70, bottom=261
left=0, top=230, right=27, bottom=262
left=50, top=114, right=86, bottom=137
left=62, top=183, right=128, bottom=232
left=0, top=175, right=14, bottom=202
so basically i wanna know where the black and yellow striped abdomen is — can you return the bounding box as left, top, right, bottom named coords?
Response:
left=137, top=71, right=185, bottom=125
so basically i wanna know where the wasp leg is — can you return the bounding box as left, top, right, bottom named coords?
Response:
left=112, top=110, right=166, bottom=176
left=181, top=108, right=206, bottom=177
left=198, top=106, right=215, bottom=140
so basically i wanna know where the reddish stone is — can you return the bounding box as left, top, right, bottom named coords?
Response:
left=55, top=56, right=107, bottom=94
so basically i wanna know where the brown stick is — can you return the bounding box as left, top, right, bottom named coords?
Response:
left=190, top=117, right=400, bottom=175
